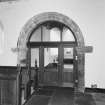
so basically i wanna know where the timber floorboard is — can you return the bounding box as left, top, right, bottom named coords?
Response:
left=24, top=87, right=96, bottom=105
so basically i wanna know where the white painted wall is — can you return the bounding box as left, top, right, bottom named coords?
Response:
left=0, top=0, right=105, bottom=88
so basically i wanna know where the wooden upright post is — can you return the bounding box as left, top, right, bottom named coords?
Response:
left=16, top=65, right=22, bottom=105
left=33, top=59, right=38, bottom=91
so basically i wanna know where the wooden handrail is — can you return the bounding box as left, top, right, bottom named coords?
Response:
left=16, top=60, right=39, bottom=105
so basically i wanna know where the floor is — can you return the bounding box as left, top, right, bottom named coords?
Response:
left=24, top=87, right=105, bottom=105
left=91, top=93, right=105, bottom=105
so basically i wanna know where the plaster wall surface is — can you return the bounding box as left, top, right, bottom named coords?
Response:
left=0, top=0, right=105, bottom=88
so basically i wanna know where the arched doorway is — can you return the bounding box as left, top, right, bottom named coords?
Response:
left=27, top=21, right=77, bottom=87
left=17, top=12, right=92, bottom=94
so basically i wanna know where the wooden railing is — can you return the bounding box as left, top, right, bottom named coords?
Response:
left=16, top=61, right=39, bottom=105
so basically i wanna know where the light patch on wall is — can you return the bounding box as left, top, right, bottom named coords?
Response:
left=0, top=21, right=4, bottom=54
left=0, top=0, right=19, bottom=2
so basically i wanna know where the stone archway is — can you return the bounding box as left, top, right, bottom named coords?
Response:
left=17, top=12, right=92, bottom=92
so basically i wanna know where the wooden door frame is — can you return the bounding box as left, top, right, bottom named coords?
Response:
left=28, top=42, right=77, bottom=87
left=59, top=44, right=77, bottom=87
